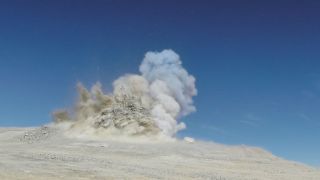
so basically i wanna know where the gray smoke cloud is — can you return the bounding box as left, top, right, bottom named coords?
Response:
left=139, top=50, right=197, bottom=135
left=54, top=49, right=197, bottom=138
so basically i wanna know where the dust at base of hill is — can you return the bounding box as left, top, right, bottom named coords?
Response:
left=0, top=127, right=319, bottom=180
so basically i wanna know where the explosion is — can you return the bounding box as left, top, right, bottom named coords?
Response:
left=53, top=49, right=197, bottom=138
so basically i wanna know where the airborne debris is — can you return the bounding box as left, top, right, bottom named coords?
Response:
left=91, top=92, right=160, bottom=135
left=53, top=83, right=161, bottom=136
left=53, top=50, right=197, bottom=138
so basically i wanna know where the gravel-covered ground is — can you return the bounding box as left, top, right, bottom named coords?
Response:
left=0, top=127, right=319, bottom=180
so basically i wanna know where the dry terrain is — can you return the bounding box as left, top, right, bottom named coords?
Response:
left=0, top=127, right=319, bottom=180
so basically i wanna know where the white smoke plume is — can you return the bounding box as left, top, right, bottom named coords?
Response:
left=54, top=49, right=197, bottom=138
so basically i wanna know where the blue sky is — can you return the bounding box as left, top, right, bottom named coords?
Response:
left=0, top=0, right=319, bottom=166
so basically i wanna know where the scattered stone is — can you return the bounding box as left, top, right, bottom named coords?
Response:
left=20, top=126, right=53, bottom=144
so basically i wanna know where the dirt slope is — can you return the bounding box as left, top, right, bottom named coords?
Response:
left=0, top=127, right=319, bottom=180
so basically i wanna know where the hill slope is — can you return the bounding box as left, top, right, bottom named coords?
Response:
left=0, top=127, right=319, bottom=180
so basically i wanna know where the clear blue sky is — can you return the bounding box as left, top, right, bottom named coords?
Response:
left=0, top=0, right=319, bottom=166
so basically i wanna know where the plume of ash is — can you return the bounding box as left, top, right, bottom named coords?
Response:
left=53, top=49, right=197, bottom=138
